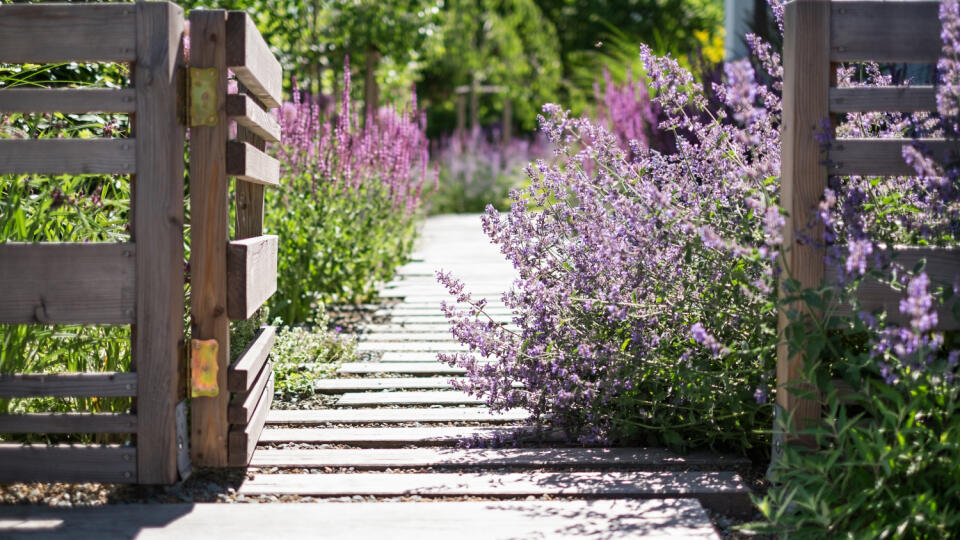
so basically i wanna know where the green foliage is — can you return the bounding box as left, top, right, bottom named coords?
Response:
left=271, top=323, right=355, bottom=401
left=265, top=176, right=418, bottom=324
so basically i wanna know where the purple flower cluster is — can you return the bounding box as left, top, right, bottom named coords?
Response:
left=275, top=59, right=434, bottom=214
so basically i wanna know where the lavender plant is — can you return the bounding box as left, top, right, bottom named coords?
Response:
left=267, top=62, right=433, bottom=323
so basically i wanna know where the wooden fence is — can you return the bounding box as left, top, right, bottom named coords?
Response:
left=779, top=0, right=960, bottom=450
left=0, top=3, right=282, bottom=482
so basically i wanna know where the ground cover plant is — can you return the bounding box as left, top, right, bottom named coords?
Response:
left=440, top=1, right=960, bottom=535
left=268, top=64, right=433, bottom=324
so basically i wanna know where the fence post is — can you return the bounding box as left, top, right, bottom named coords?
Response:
left=189, top=9, right=231, bottom=467
left=133, top=1, right=187, bottom=484
left=776, top=0, right=831, bottom=458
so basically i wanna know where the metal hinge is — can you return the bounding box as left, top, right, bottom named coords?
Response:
left=188, top=67, right=219, bottom=127
left=191, top=338, right=219, bottom=397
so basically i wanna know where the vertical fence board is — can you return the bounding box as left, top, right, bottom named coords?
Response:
left=189, top=10, right=231, bottom=468
left=132, top=1, right=186, bottom=485
left=778, top=1, right=830, bottom=444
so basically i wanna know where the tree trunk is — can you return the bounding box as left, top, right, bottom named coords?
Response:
left=364, top=46, right=381, bottom=126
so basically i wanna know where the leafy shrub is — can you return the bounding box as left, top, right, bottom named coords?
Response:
left=267, top=64, right=432, bottom=323
left=271, top=322, right=355, bottom=403
left=429, top=128, right=550, bottom=214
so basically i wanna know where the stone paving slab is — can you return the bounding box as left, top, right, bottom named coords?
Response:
left=0, top=500, right=721, bottom=540
left=266, top=407, right=531, bottom=425
left=336, top=390, right=483, bottom=406
left=250, top=447, right=751, bottom=470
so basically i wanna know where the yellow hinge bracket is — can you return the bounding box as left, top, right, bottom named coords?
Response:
left=191, top=338, right=219, bottom=398
left=188, top=67, right=219, bottom=127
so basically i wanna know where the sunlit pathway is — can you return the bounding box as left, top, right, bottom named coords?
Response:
left=0, top=216, right=750, bottom=539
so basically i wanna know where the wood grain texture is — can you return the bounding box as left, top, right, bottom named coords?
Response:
left=226, top=235, right=278, bottom=320
left=0, top=413, right=137, bottom=434
left=266, top=408, right=531, bottom=425
left=0, top=89, right=137, bottom=113
left=828, top=86, right=937, bottom=113
left=826, top=246, right=960, bottom=330
left=0, top=444, right=136, bottom=483
left=133, top=1, right=186, bottom=485
left=336, top=391, right=482, bottom=407
left=0, top=3, right=136, bottom=63
left=0, top=139, right=135, bottom=175
left=188, top=9, right=231, bottom=469
left=234, top=107, right=267, bottom=240
left=830, top=138, right=958, bottom=176
left=226, top=140, right=280, bottom=186
left=225, top=11, right=282, bottom=108
left=226, top=94, right=280, bottom=142
left=0, top=243, right=135, bottom=325
left=0, top=373, right=137, bottom=398
left=337, top=362, right=471, bottom=375
left=227, top=372, right=273, bottom=467
left=315, top=377, right=462, bottom=393
left=227, top=326, right=276, bottom=392
left=259, top=426, right=556, bottom=446
left=228, top=366, right=273, bottom=425
left=830, top=1, right=940, bottom=63
left=250, top=447, right=750, bottom=470
left=778, top=1, right=830, bottom=435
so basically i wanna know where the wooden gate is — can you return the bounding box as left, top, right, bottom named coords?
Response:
left=0, top=2, right=187, bottom=485
left=0, top=3, right=282, bottom=482
left=779, top=0, right=960, bottom=450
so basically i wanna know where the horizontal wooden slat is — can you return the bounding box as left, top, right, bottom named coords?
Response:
left=259, top=426, right=557, bottom=446
left=227, top=94, right=280, bottom=143
left=226, top=235, right=278, bottom=320
left=829, top=139, right=958, bottom=177
left=0, top=139, right=135, bottom=175
left=228, top=368, right=273, bottom=425
left=0, top=373, right=137, bottom=398
left=829, top=87, right=937, bottom=113
left=228, top=372, right=273, bottom=467
left=0, top=413, right=137, bottom=433
left=0, top=444, right=136, bottom=483
left=336, top=390, right=482, bottom=407
left=830, top=1, right=941, bottom=63
left=0, top=4, right=137, bottom=63
left=226, top=12, right=282, bottom=108
left=226, top=140, right=280, bottom=186
left=228, top=326, right=277, bottom=392
left=267, top=408, right=531, bottom=425
left=0, top=88, right=136, bottom=113
left=0, top=243, right=136, bottom=325
left=827, top=246, right=960, bottom=330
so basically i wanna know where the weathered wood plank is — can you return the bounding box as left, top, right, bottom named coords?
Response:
left=0, top=89, right=137, bottom=113
left=228, top=372, right=273, bottom=467
left=0, top=444, right=136, bottom=483
left=829, top=87, right=937, bottom=113
left=0, top=4, right=137, bottom=63
left=0, top=243, right=135, bottom=325
left=830, top=139, right=957, bottom=177
left=226, top=12, right=282, bottom=108
left=779, top=0, right=831, bottom=441
left=361, top=333, right=457, bottom=342
left=336, top=391, right=483, bottom=407
left=133, top=0, right=186, bottom=485
left=189, top=9, right=231, bottom=469
left=266, top=407, right=531, bottom=425
left=238, top=470, right=750, bottom=501
left=226, top=94, right=280, bottom=142
left=258, top=426, right=555, bottom=446
left=826, top=246, right=960, bottom=330
left=228, top=326, right=277, bottom=392
left=0, top=139, right=135, bottom=175
left=830, top=1, right=941, bottom=63
left=0, top=413, right=137, bottom=434
left=226, top=141, right=280, bottom=186
left=315, top=377, right=461, bottom=393
left=0, top=500, right=722, bottom=539
left=226, top=235, right=278, bottom=320
left=250, top=447, right=750, bottom=470
left=357, top=342, right=469, bottom=352
left=228, top=367, right=273, bottom=425
left=337, top=363, right=469, bottom=376
left=0, top=373, right=137, bottom=399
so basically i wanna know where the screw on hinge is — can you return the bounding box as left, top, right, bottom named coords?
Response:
left=188, top=67, right=219, bottom=127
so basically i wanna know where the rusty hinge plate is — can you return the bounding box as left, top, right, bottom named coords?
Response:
left=189, top=67, right=219, bottom=127
left=191, top=338, right=219, bottom=397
